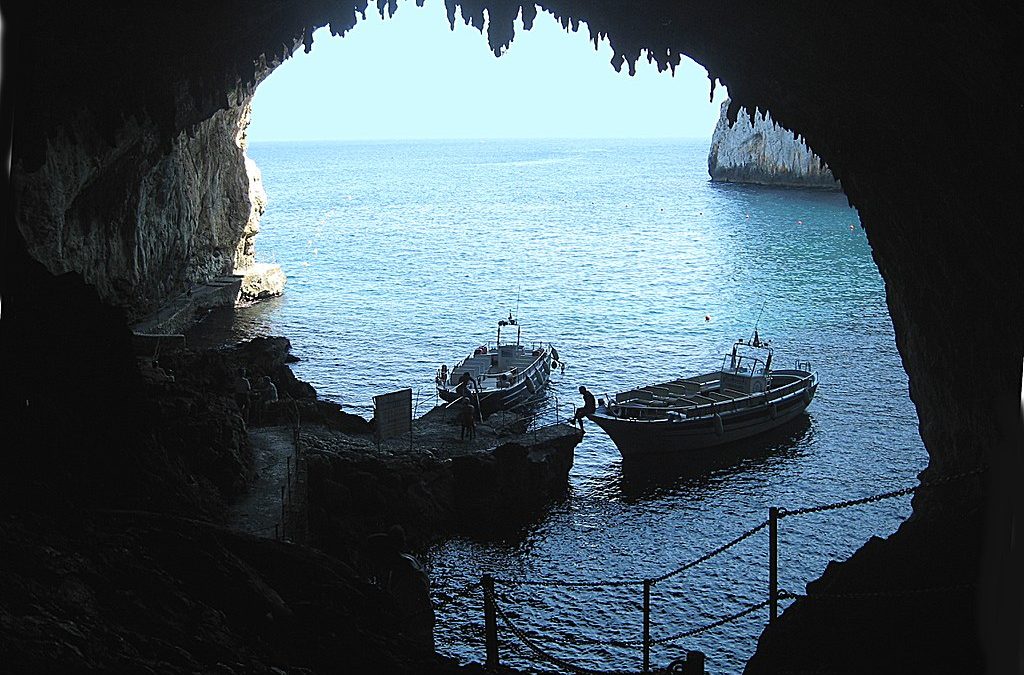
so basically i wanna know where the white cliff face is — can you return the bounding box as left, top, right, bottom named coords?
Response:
left=708, top=99, right=838, bottom=189
left=233, top=101, right=267, bottom=272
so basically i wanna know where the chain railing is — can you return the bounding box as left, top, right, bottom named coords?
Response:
left=454, top=466, right=985, bottom=674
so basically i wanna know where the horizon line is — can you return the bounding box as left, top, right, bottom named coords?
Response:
left=247, top=134, right=714, bottom=144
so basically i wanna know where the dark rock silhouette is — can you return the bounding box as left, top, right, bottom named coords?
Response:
left=4, top=1, right=1022, bottom=673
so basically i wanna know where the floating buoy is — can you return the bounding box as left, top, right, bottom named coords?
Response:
left=713, top=413, right=724, bottom=436
left=705, top=315, right=711, bottom=322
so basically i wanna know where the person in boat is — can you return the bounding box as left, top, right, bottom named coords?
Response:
left=458, top=399, right=477, bottom=440
left=573, top=385, right=597, bottom=434
left=455, top=371, right=476, bottom=400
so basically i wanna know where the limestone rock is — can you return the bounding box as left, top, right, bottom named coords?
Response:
left=708, top=99, right=839, bottom=189
left=13, top=95, right=260, bottom=323
left=236, top=263, right=286, bottom=303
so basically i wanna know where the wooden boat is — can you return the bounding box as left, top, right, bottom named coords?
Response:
left=436, top=313, right=560, bottom=418
left=588, top=332, right=817, bottom=458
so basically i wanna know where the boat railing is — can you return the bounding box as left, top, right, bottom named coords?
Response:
left=491, top=394, right=564, bottom=435
left=481, top=347, right=550, bottom=385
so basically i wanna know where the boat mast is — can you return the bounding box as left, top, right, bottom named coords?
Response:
left=752, top=299, right=767, bottom=346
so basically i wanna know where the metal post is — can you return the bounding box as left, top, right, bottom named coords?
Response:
left=482, top=574, right=499, bottom=668
left=686, top=650, right=705, bottom=675
left=643, top=579, right=652, bottom=673
left=769, top=506, right=779, bottom=623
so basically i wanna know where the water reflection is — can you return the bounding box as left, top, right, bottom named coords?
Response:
left=613, top=414, right=813, bottom=502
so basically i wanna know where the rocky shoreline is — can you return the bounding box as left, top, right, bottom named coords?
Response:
left=0, top=276, right=576, bottom=675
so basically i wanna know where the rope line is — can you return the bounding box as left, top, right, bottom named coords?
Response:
left=651, top=520, right=768, bottom=584
left=494, top=575, right=645, bottom=589
left=471, top=467, right=987, bottom=672
left=779, top=466, right=986, bottom=518
left=650, top=598, right=772, bottom=646
left=779, top=486, right=916, bottom=517
left=489, top=589, right=637, bottom=675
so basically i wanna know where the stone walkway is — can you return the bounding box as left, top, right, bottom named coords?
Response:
left=226, top=425, right=305, bottom=541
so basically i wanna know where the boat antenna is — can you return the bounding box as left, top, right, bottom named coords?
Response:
left=752, top=299, right=767, bottom=344
left=515, top=285, right=520, bottom=320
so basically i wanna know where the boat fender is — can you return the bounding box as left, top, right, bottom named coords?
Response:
left=526, top=377, right=536, bottom=394
left=769, top=403, right=778, bottom=420
left=803, top=387, right=812, bottom=404
left=713, top=413, right=724, bottom=436
left=551, top=347, right=560, bottom=363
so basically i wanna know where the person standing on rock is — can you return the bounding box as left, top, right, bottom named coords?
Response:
left=573, top=385, right=596, bottom=434
left=234, top=368, right=251, bottom=424
left=259, top=376, right=278, bottom=424
left=459, top=399, right=477, bottom=441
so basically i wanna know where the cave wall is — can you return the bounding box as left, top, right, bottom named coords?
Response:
left=12, top=87, right=256, bottom=322
left=4, top=1, right=1021, bottom=672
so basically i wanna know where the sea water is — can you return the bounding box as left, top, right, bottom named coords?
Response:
left=196, top=138, right=928, bottom=674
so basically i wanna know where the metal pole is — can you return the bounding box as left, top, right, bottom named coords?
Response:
left=769, top=506, right=779, bottom=623
left=687, top=650, right=705, bottom=675
left=482, top=574, right=499, bottom=668
left=643, top=579, right=652, bottom=673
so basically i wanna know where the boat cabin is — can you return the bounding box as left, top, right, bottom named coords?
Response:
left=718, top=338, right=773, bottom=395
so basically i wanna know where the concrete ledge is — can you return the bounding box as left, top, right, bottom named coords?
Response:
left=132, top=275, right=243, bottom=335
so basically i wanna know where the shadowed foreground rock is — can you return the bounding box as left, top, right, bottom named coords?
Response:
left=0, top=512, right=485, bottom=674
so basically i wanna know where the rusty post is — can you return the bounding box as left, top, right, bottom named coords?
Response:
left=482, top=574, right=499, bottom=668
left=769, top=506, right=779, bottom=623
left=687, top=650, right=705, bottom=674
left=643, top=579, right=652, bottom=672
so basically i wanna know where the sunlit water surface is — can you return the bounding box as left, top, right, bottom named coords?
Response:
left=190, top=139, right=927, bottom=674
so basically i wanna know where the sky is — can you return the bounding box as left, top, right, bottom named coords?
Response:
left=247, top=1, right=729, bottom=142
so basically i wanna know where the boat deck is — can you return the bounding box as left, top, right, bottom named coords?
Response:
left=609, top=371, right=809, bottom=420
left=448, top=352, right=545, bottom=390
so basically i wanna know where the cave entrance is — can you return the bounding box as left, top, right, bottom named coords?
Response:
left=229, top=4, right=927, bottom=672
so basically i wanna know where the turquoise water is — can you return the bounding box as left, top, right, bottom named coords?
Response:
left=205, top=138, right=927, bottom=674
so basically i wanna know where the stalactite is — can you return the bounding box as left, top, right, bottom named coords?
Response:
left=520, top=2, right=537, bottom=30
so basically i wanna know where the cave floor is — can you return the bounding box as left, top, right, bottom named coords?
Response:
left=226, top=425, right=300, bottom=539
